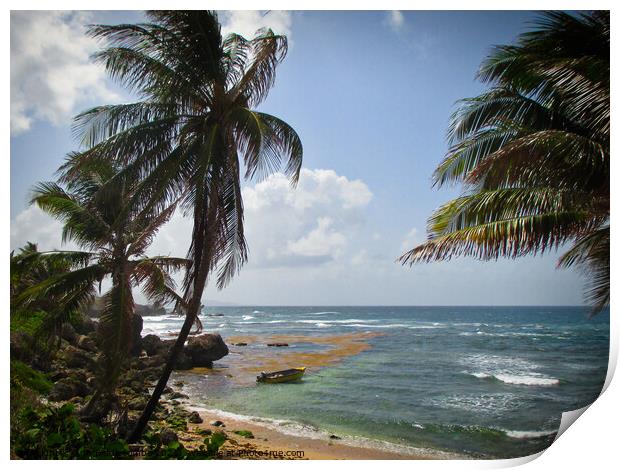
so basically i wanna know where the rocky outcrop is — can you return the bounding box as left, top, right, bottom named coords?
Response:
left=48, top=377, right=92, bottom=401
left=130, top=314, right=143, bottom=357
left=87, top=297, right=166, bottom=318
left=142, top=334, right=165, bottom=356
left=185, top=333, right=229, bottom=367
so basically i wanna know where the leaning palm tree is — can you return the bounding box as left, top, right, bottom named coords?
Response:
left=20, top=159, right=187, bottom=418
left=63, top=11, right=302, bottom=440
left=400, top=11, right=609, bottom=313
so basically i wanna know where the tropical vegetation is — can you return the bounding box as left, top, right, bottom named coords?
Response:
left=15, top=159, right=187, bottom=419
left=65, top=10, right=303, bottom=440
left=400, top=11, right=609, bottom=314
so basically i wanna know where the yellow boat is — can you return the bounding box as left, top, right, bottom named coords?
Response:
left=256, top=367, right=306, bottom=384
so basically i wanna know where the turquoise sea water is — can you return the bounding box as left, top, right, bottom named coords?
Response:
left=142, top=306, right=609, bottom=459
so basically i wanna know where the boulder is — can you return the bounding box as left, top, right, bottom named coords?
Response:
left=185, top=333, right=229, bottom=367
left=10, top=331, right=32, bottom=362
left=267, top=343, right=289, bottom=347
left=130, top=314, right=143, bottom=357
left=76, top=335, right=98, bottom=353
left=60, top=323, right=78, bottom=344
left=141, top=334, right=165, bottom=356
left=159, top=428, right=178, bottom=445
left=58, top=345, right=96, bottom=370
left=210, top=420, right=224, bottom=427
left=74, top=314, right=97, bottom=335
left=172, top=350, right=193, bottom=370
left=48, top=377, right=91, bottom=401
left=188, top=411, right=203, bottom=424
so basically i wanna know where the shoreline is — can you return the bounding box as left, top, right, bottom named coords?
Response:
left=181, top=404, right=464, bottom=460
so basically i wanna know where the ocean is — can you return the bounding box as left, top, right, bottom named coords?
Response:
left=142, top=306, right=609, bottom=459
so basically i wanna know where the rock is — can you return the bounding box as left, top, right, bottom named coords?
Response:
left=329, top=434, right=341, bottom=440
left=58, top=345, right=96, bottom=370
left=74, top=314, right=97, bottom=335
left=159, top=428, right=178, bottom=445
left=10, top=331, right=32, bottom=362
left=172, top=350, right=193, bottom=370
left=76, top=335, right=98, bottom=353
left=185, top=333, right=229, bottom=367
left=163, top=386, right=173, bottom=395
left=234, top=342, right=248, bottom=346
left=130, top=314, right=143, bottom=357
left=135, top=302, right=167, bottom=317
left=141, top=334, right=164, bottom=356
left=49, top=377, right=91, bottom=401
left=173, top=381, right=185, bottom=388
left=200, top=429, right=212, bottom=436
left=60, top=323, right=78, bottom=344
left=267, top=343, right=289, bottom=347
left=188, top=411, right=203, bottom=424
left=169, top=391, right=189, bottom=400
left=210, top=420, right=225, bottom=427
left=127, top=397, right=148, bottom=411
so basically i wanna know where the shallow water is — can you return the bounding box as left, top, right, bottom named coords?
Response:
left=143, top=306, right=609, bottom=458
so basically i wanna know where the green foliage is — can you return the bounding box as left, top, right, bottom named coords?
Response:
left=10, top=361, right=53, bottom=395
left=12, top=403, right=130, bottom=459
left=143, top=430, right=227, bottom=459
left=400, top=11, right=609, bottom=314
left=232, top=429, right=254, bottom=439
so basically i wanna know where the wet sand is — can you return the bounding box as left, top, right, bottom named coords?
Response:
left=182, top=408, right=458, bottom=460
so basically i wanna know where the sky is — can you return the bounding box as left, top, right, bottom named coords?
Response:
left=9, top=10, right=587, bottom=306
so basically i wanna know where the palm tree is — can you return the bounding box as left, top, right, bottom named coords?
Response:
left=20, top=159, right=187, bottom=418
left=11, top=242, right=97, bottom=356
left=400, top=11, right=609, bottom=313
left=63, top=11, right=302, bottom=440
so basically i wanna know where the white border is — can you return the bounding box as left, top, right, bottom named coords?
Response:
left=4, top=2, right=617, bottom=469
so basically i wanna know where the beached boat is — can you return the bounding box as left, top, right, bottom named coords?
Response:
left=256, top=367, right=306, bottom=384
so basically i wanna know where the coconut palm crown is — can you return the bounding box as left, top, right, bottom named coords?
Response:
left=399, top=11, right=609, bottom=313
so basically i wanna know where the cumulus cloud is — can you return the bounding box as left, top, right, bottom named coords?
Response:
left=10, top=205, right=76, bottom=252
left=241, top=168, right=372, bottom=268
left=386, top=10, right=405, bottom=31
left=219, top=10, right=292, bottom=39
left=10, top=11, right=117, bottom=134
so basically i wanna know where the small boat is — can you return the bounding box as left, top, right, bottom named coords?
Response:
left=256, top=367, right=306, bottom=384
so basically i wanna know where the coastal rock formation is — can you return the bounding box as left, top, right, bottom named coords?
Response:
left=87, top=297, right=166, bottom=318
left=185, top=333, right=229, bottom=367
left=130, top=314, right=143, bottom=357
left=49, top=377, right=92, bottom=401
left=142, top=334, right=165, bottom=356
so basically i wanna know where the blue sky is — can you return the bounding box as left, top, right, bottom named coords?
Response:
left=10, top=10, right=586, bottom=306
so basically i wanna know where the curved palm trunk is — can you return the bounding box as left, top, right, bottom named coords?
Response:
left=129, top=196, right=213, bottom=442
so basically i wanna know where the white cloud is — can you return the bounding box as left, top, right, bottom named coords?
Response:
left=287, top=217, right=347, bottom=258
left=10, top=11, right=118, bottom=134
left=386, top=10, right=405, bottom=31
left=219, top=10, right=292, bottom=39
left=10, top=205, right=76, bottom=252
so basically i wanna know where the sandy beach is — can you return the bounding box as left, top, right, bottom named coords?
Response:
left=181, top=408, right=459, bottom=460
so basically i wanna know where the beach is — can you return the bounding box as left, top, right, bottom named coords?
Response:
left=185, top=408, right=454, bottom=459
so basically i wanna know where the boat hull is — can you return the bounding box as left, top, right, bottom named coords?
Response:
left=257, top=367, right=306, bottom=384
